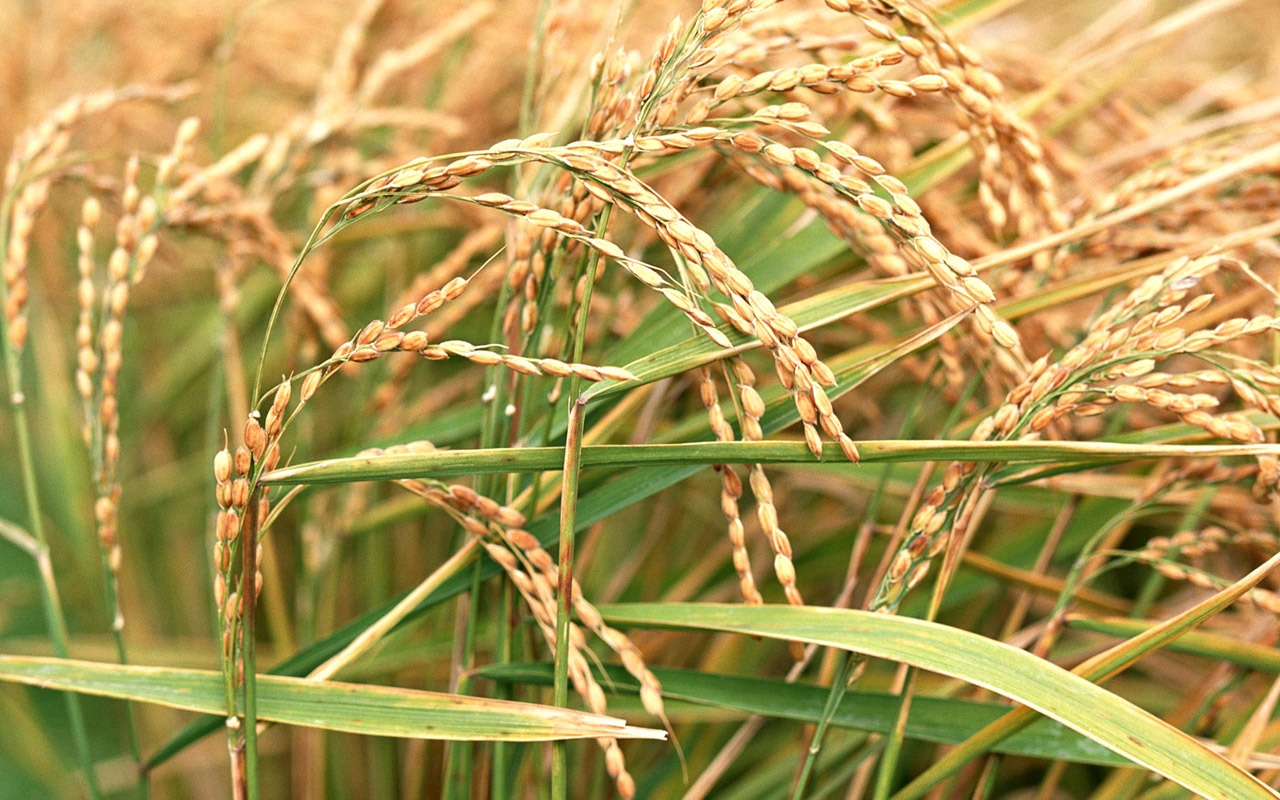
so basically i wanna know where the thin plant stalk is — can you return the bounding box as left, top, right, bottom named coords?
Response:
left=220, top=559, right=241, bottom=796
left=0, top=518, right=37, bottom=554
left=491, top=577, right=516, bottom=799
left=791, top=655, right=863, bottom=800
left=788, top=373, right=952, bottom=798
left=96, top=555, right=148, bottom=800
left=0, top=193, right=103, bottom=800
left=873, top=488, right=995, bottom=800
left=242, top=489, right=261, bottom=800
left=443, top=561, right=486, bottom=800
left=1131, top=491, right=1215, bottom=618
left=462, top=4, right=558, bottom=783
left=548, top=142, right=626, bottom=796
left=548, top=54, right=643, bottom=787
left=518, top=0, right=555, bottom=140
left=552, top=398, right=588, bottom=800
left=309, top=539, right=481, bottom=682
left=83, top=229, right=151, bottom=800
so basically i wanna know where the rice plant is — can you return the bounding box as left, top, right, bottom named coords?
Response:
left=2, top=1, right=1280, bottom=798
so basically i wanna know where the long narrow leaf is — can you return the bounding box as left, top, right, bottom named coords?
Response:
left=478, top=662, right=1130, bottom=766
left=597, top=603, right=1280, bottom=800
left=149, top=309, right=995, bottom=763
left=1067, top=616, right=1280, bottom=674
left=0, top=656, right=663, bottom=743
left=583, top=274, right=927, bottom=400
left=262, top=440, right=1279, bottom=486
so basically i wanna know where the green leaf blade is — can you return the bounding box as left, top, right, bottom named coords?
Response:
left=597, top=603, right=1280, bottom=800
left=478, top=662, right=1132, bottom=766
left=0, top=656, right=664, bottom=743
left=262, top=440, right=1280, bottom=486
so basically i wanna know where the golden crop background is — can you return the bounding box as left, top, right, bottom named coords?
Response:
left=2, top=1, right=1280, bottom=798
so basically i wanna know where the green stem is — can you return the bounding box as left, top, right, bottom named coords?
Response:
left=443, top=561, right=485, bottom=800
left=0, top=518, right=37, bottom=554
left=220, top=593, right=240, bottom=796
left=790, top=655, right=859, bottom=799
left=1131, top=490, right=1214, bottom=618
left=871, top=669, right=915, bottom=800
left=212, top=283, right=243, bottom=799
left=0, top=197, right=102, bottom=800
left=241, top=490, right=260, bottom=800
left=518, top=0, right=555, bottom=139
left=99, top=557, right=148, bottom=799
left=491, top=577, right=515, bottom=800
left=551, top=398, right=587, bottom=800
left=554, top=12, right=736, bottom=796
left=33, top=530, right=102, bottom=800
left=791, top=373, right=937, bottom=798
left=550, top=153, right=616, bottom=797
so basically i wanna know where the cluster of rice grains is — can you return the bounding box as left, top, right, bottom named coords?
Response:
left=213, top=267, right=650, bottom=785
left=345, top=441, right=668, bottom=798
left=871, top=253, right=1280, bottom=612
left=217, top=0, right=1280, bottom=796
left=75, top=119, right=202, bottom=631
left=1, top=3, right=519, bottom=792
left=6, top=0, right=1280, bottom=796
left=1132, top=526, right=1280, bottom=615
left=327, top=0, right=1036, bottom=625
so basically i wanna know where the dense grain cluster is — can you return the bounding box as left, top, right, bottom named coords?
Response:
left=871, top=254, right=1280, bottom=612
left=74, top=120, right=201, bottom=631
left=4, top=1, right=1280, bottom=798
left=353, top=441, right=667, bottom=799
left=3, top=87, right=187, bottom=353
